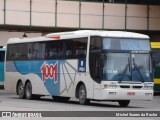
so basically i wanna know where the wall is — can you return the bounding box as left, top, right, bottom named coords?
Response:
left=0, top=0, right=160, bottom=30
left=0, top=32, right=42, bottom=46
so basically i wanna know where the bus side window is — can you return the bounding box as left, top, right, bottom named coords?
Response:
left=65, top=40, right=73, bottom=59
left=66, top=49, right=72, bottom=58
left=45, top=49, right=50, bottom=59
left=0, top=51, right=5, bottom=62
left=27, top=48, right=32, bottom=60
left=76, top=49, right=86, bottom=58
left=75, top=38, right=87, bottom=59
left=49, top=48, right=57, bottom=59
left=45, top=41, right=64, bottom=60
left=6, top=45, right=13, bottom=61
left=13, top=43, right=27, bottom=60
left=32, top=42, right=45, bottom=60
left=32, top=43, right=39, bottom=59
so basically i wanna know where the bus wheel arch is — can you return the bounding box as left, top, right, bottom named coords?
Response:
left=24, top=80, right=41, bottom=100
left=75, top=81, right=84, bottom=98
left=16, top=80, right=25, bottom=99
left=75, top=82, right=90, bottom=105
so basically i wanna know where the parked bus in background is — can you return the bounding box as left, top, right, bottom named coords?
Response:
left=0, top=46, right=6, bottom=88
left=151, top=42, right=160, bottom=94
left=5, top=30, right=153, bottom=107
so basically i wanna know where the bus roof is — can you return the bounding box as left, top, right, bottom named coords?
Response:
left=151, top=42, right=160, bottom=48
left=7, top=30, right=149, bottom=44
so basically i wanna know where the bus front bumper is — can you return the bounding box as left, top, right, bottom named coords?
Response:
left=101, top=89, right=153, bottom=101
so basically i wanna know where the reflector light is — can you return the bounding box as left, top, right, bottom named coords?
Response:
left=145, top=93, right=152, bottom=96
left=47, top=36, right=60, bottom=40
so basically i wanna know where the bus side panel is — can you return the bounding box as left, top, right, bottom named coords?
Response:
left=5, top=61, right=19, bottom=93
left=59, top=60, right=94, bottom=99
left=59, top=60, right=77, bottom=97
left=0, top=62, right=4, bottom=85
left=5, top=59, right=94, bottom=98
left=74, top=73, right=94, bottom=99
left=5, top=72, right=16, bottom=93
left=5, top=61, right=49, bottom=95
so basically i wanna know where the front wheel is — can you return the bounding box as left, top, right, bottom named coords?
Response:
left=17, top=82, right=25, bottom=99
left=118, top=100, right=130, bottom=107
left=78, top=85, right=90, bottom=105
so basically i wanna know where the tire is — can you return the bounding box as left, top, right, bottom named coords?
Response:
left=78, top=84, right=90, bottom=105
left=52, top=96, right=70, bottom=102
left=25, top=82, right=33, bottom=100
left=118, top=100, right=130, bottom=107
left=17, top=82, right=25, bottom=99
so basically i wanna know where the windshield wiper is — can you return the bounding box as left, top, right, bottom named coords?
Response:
left=133, top=58, right=144, bottom=83
left=118, top=57, right=130, bottom=83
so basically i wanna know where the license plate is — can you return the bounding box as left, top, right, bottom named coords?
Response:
left=127, top=92, right=135, bottom=96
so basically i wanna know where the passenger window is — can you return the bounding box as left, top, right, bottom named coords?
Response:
left=6, top=37, right=88, bottom=61
left=34, top=43, right=45, bottom=60
left=65, top=38, right=88, bottom=59
left=12, top=44, right=27, bottom=60
left=45, top=41, right=64, bottom=59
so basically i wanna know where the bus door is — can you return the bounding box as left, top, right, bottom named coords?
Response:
left=92, top=53, right=103, bottom=99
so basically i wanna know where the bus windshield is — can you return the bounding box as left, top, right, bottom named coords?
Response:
left=103, top=53, right=130, bottom=81
left=90, top=36, right=152, bottom=83
left=102, top=53, right=152, bottom=82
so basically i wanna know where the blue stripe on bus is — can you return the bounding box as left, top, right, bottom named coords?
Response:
left=11, top=60, right=64, bottom=96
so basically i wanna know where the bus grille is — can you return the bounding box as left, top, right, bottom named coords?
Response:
left=133, top=86, right=143, bottom=89
left=119, top=85, right=130, bottom=88
left=119, top=85, right=143, bottom=89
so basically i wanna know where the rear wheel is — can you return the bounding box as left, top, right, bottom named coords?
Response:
left=17, top=82, right=25, bottom=99
left=118, top=100, right=130, bottom=107
left=78, top=84, right=90, bottom=105
left=25, top=82, right=33, bottom=100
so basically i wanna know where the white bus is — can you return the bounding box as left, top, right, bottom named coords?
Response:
left=5, top=30, right=153, bottom=107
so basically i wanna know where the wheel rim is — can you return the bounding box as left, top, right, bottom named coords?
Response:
left=18, top=83, right=24, bottom=96
left=26, top=83, right=31, bottom=98
left=79, top=88, right=85, bottom=101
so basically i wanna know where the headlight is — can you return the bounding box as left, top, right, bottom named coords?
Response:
left=104, top=84, right=118, bottom=89
left=143, top=86, right=153, bottom=90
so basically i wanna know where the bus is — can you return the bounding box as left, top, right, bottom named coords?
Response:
left=151, top=42, right=160, bottom=93
left=0, top=47, right=5, bottom=88
left=5, top=30, right=153, bottom=107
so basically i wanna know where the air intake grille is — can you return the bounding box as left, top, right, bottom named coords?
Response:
left=120, top=85, right=143, bottom=89
left=133, top=86, right=143, bottom=89
left=119, top=85, right=130, bottom=88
